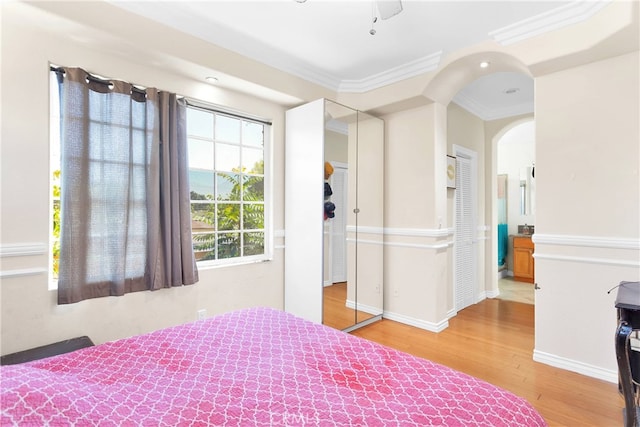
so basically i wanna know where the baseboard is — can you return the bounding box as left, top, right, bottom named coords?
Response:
left=382, top=310, right=449, bottom=333
left=533, top=349, right=618, bottom=383
left=485, top=288, right=500, bottom=299
left=345, top=299, right=381, bottom=316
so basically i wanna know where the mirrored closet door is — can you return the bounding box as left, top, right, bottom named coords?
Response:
left=285, top=99, right=384, bottom=332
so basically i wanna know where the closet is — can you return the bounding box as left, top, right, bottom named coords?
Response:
left=284, top=99, right=384, bottom=331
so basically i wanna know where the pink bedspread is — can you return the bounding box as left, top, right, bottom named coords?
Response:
left=1, top=307, right=546, bottom=426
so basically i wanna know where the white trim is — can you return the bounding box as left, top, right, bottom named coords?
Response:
left=325, top=119, right=348, bottom=135
left=274, top=229, right=285, bottom=249
left=383, top=310, right=449, bottom=333
left=533, top=252, right=640, bottom=268
left=345, top=299, right=382, bottom=317
left=383, top=240, right=453, bottom=250
left=489, top=1, right=612, bottom=46
left=533, top=349, right=618, bottom=384
left=346, top=225, right=385, bottom=235
left=485, top=288, right=500, bottom=299
left=452, top=94, right=533, bottom=121
left=0, top=243, right=48, bottom=257
left=383, top=227, right=454, bottom=238
left=346, top=238, right=385, bottom=246
left=339, top=51, right=442, bottom=93
left=533, top=233, right=640, bottom=250
left=0, top=268, right=48, bottom=278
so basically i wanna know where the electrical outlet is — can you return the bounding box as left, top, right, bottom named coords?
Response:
left=197, top=309, right=207, bottom=320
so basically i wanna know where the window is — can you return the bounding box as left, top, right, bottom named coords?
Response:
left=50, top=71, right=61, bottom=283
left=50, top=73, right=270, bottom=285
left=186, top=105, right=271, bottom=265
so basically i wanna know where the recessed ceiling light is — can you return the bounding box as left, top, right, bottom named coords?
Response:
left=479, top=61, right=490, bottom=69
left=205, top=76, right=218, bottom=84
left=504, top=88, right=520, bottom=94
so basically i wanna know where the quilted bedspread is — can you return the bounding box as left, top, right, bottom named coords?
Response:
left=1, top=307, right=546, bottom=426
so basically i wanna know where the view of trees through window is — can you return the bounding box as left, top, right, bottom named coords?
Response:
left=187, top=107, right=266, bottom=262
left=50, top=86, right=269, bottom=280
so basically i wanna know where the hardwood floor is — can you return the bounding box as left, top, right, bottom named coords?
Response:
left=322, top=282, right=374, bottom=330
left=349, top=299, right=624, bottom=427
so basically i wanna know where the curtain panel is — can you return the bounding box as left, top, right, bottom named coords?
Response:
left=56, top=67, right=198, bottom=304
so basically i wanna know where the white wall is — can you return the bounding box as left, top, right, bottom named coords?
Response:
left=0, top=3, right=286, bottom=354
left=533, top=51, right=640, bottom=381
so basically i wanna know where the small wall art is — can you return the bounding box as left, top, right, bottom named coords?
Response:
left=446, top=155, right=456, bottom=189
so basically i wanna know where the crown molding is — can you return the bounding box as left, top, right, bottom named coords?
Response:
left=452, top=92, right=534, bottom=121
left=338, top=51, right=442, bottom=93
left=325, top=119, right=348, bottom=135
left=489, top=1, right=612, bottom=46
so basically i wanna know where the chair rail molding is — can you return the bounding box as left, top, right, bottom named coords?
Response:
left=532, top=234, right=640, bottom=250
left=0, top=243, right=48, bottom=257
left=0, top=268, right=48, bottom=279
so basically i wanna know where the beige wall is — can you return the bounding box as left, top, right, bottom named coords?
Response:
left=381, top=104, right=452, bottom=328
left=324, top=130, right=348, bottom=164
left=533, top=51, right=640, bottom=379
left=0, top=3, right=286, bottom=354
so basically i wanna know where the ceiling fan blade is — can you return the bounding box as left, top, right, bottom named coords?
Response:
left=375, top=0, right=403, bottom=20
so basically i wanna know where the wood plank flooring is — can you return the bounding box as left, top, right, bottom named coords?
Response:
left=323, top=282, right=374, bottom=330
left=348, top=299, right=624, bottom=426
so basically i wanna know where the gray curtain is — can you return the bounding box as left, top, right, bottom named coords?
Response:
left=57, top=67, right=198, bottom=304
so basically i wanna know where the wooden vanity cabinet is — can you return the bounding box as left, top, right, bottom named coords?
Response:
left=513, top=236, right=535, bottom=283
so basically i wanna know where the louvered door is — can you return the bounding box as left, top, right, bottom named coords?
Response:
left=454, top=154, right=476, bottom=311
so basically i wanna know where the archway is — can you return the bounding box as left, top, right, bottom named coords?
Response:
left=421, top=49, right=535, bottom=312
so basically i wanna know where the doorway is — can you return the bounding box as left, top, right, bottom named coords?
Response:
left=495, top=120, right=536, bottom=305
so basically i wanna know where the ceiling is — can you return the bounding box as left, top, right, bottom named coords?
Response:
left=109, top=0, right=611, bottom=120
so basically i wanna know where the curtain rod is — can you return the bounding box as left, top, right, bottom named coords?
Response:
left=185, top=98, right=272, bottom=126
left=50, top=66, right=273, bottom=126
left=50, top=65, right=147, bottom=96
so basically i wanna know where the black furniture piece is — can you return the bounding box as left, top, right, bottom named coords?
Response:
left=0, top=336, right=94, bottom=366
left=615, top=281, right=640, bottom=427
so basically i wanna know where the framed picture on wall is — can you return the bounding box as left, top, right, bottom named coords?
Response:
left=446, top=155, right=456, bottom=189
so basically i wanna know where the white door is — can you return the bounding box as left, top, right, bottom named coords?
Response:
left=330, top=164, right=348, bottom=283
left=454, top=148, right=477, bottom=311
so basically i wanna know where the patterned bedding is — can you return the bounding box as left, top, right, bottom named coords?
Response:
left=1, top=307, right=546, bottom=426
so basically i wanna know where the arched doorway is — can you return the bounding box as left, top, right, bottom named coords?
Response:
left=495, top=119, right=536, bottom=304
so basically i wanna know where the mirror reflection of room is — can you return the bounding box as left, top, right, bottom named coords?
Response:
left=323, top=102, right=356, bottom=330
left=322, top=101, right=384, bottom=331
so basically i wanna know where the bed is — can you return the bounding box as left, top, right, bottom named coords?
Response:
left=1, top=307, right=546, bottom=426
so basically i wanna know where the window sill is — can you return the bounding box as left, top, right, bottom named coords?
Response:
left=196, top=256, right=273, bottom=271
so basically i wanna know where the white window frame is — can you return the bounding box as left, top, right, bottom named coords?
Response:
left=186, top=101, right=273, bottom=269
